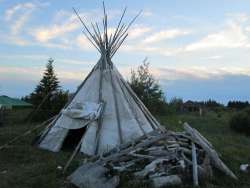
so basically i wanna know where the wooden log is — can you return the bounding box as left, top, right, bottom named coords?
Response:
left=192, top=142, right=199, bottom=187
left=68, top=163, right=119, bottom=188
left=97, top=133, right=170, bottom=164
left=166, top=143, right=180, bottom=148
left=176, top=138, right=190, bottom=143
left=151, top=175, right=182, bottom=188
left=134, top=158, right=170, bottom=177
left=181, top=152, right=209, bottom=179
left=183, top=122, right=237, bottom=180
left=149, top=172, right=167, bottom=179
left=128, top=152, right=155, bottom=160
left=145, top=146, right=165, bottom=151
left=201, top=154, right=213, bottom=179
left=95, top=130, right=161, bottom=159
left=180, top=147, right=192, bottom=155
left=148, top=150, right=174, bottom=157
left=112, top=159, right=140, bottom=172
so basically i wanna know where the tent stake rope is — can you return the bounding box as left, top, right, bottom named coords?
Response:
left=0, top=116, right=56, bottom=150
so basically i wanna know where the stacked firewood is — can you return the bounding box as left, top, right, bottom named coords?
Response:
left=68, top=123, right=237, bottom=188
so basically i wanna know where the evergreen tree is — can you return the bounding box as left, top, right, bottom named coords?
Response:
left=128, top=58, right=166, bottom=114
left=35, top=58, right=59, bottom=97
left=25, top=58, right=68, bottom=121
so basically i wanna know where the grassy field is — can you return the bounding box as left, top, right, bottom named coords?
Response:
left=0, top=110, right=250, bottom=188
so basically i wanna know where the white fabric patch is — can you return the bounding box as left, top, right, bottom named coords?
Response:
left=62, top=102, right=103, bottom=120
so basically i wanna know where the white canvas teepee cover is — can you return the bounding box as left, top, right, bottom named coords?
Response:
left=38, top=5, right=164, bottom=156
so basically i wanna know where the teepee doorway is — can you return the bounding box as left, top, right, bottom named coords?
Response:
left=62, top=127, right=86, bottom=151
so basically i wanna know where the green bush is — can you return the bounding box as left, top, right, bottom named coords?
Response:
left=128, top=59, right=167, bottom=115
left=230, top=108, right=250, bottom=135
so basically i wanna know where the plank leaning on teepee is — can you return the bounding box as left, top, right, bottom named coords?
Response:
left=38, top=3, right=165, bottom=156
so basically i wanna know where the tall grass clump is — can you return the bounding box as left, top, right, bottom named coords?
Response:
left=230, top=108, right=250, bottom=135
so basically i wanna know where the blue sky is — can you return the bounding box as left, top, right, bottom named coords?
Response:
left=0, top=0, right=250, bottom=104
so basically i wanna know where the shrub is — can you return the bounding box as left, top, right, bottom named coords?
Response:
left=230, top=108, right=250, bottom=135
left=128, top=58, right=167, bottom=115
left=168, top=97, right=183, bottom=113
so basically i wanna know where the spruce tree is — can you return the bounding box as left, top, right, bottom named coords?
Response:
left=35, top=58, right=59, bottom=97
left=26, top=58, right=68, bottom=120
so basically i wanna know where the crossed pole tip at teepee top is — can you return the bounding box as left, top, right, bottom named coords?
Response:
left=73, top=1, right=142, bottom=58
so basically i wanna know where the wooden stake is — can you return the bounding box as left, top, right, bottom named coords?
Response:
left=184, top=122, right=237, bottom=180
left=63, top=136, right=83, bottom=174
left=192, top=142, right=199, bottom=187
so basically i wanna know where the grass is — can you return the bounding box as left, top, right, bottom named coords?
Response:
left=0, top=110, right=250, bottom=187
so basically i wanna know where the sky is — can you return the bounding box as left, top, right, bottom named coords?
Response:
left=0, top=0, right=250, bottom=104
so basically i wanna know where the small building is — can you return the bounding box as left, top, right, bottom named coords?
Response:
left=0, top=95, right=32, bottom=110
left=183, top=100, right=204, bottom=116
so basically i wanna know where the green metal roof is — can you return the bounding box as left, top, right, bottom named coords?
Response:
left=0, top=95, right=32, bottom=107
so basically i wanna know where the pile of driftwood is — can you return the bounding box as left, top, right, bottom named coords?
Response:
left=68, top=123, right=237, bottom=188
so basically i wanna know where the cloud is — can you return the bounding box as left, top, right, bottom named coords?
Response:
left=31, top=16, right=79, bottom=42
left=30, top=9, right=111, bottom=49
left=225, top=13, right=249, bottom=23
left=205, top=55, right=222, bottom=60
left=2, top=1, right=51, bottom=49
left=121, top=43, right=183, bottom=56
left=5, top=2, right=49, bottom=35
left=2, top=35, right=30, bottom=46
left=141, top=10, right=153, bottom=17
left=76, top=35, right=94, bottom=50
left=11, top=12, right=32, bottom=35
left=185, top=19, right=249, bottom=51
left=111, top=64, right=250, bottom=82
left=0, top=65, right=89, bottom=82
left=143, top=29, right=191, bottom=43
left=118, top=65, right=250, bottom=81
left=0, top=66, right=42, bottom=81
left=30, top=7, right=112, bottom=43
left=0, top=54, right=48, bottom=60
left=0, top=54, right=94, bottom=67
left=152, top=66, right=250, bottom=81
left=123, top=15, right=250, bottom=56
left=4, top=2, right=35, bottom=21
left=128, top=25, right=151, bottom=39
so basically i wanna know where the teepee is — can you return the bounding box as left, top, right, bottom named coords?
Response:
left=38, top=4, right=164, bottom=156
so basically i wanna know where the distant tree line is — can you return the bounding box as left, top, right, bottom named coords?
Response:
left=167, top=98, right=250, bottom=113
left=227, top=101, right=250, bottom=109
